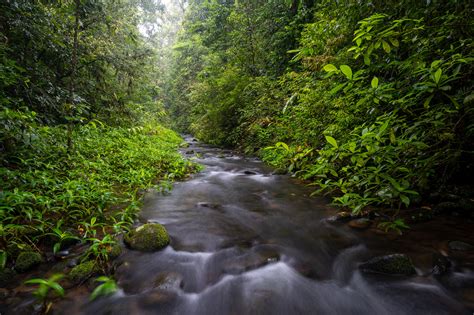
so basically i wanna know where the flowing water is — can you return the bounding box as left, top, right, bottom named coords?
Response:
left=59, top=137, right=473, bottom=314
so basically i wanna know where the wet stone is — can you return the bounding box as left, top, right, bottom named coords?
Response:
left=15, top=251, right=43, bottom=273
left=139, top=290, right=178, bottom=308
left=67, top=258, right=79, bottom=268
left=243, top=170, right=258, bottom=175
left=448, top=241, right=474, bottom=251
left=153, top=272, right=184, bottom=291
left=69, top=261, right=100, bottom=284
left=185, top=150, right=195, bottom=155
left=124, top=223, right=170, bottom=252
left=326, top=211, right=353, bottom=223
left=432, top=254, right=451, bottom=276
left=55, top=250, right=70, bottom=258
left=224, top=248, right=280, bottom=274
left=360, top=254, right=416, bottom=276
left=197, top=202, right=221, bottom=209
left=348, top=218, right=372, bottom=230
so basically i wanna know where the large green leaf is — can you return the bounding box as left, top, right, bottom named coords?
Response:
left=323, top=64, right=338, bottom=72
left=339, top=65, right=352, bottom=80
left=371, top=76, right=379, bottom=89
left=325, top=136, right=338, bottom=149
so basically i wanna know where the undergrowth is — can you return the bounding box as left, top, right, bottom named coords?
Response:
left=0, top=122, right=198, bottom=268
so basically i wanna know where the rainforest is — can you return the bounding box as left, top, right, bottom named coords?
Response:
left=1, top=0, right=473, bottom=314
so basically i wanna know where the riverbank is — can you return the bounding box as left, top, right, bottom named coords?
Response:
left=2, top=137, right=473, bottom=314
left=53, top=138, right=474, bottom=314
left=0, top=124, right=199, bottom=313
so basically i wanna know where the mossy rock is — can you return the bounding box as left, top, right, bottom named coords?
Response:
left=360, top=254, right=416, bottom=276
left=6, top=244, right=33, bottom=259
left=69, top=261, right=100, bottom=284
left=15, top=251, right=43, bottom=273
left=0, top=268, right=17, bottom=287
left=124, top=223, right=170, bottom=252
left=107, top=243, right=123, bottom=259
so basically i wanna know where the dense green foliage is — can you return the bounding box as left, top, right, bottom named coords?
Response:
left=167, top=0, right=473, bottom=212
left=0, top=0, right=197, bottom=275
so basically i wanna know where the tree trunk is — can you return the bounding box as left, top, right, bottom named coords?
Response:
left=67, top=0, right=80, bottom=152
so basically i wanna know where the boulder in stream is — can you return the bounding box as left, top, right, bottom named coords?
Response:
left=431, top=254, right=451, bottom=276
left=153, top=272, right=184, bottom=291
left=448, top=241, right=474, bottom=251
left=360, top=254, right=416, bottom=276
left=69, top=260, right=100, bottom=284
left=124, top=223, right=170, bottom=252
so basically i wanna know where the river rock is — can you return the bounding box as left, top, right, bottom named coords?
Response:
left=124, top=223, right=170, bottom=252
left=153, top=272, right=183, bottom=291
left=185, top=150, right=195, bottom=155
left=15, top=251, right=43, bottom=273
left=224, top=249, right=280, bottom=274
left=55, top=250, right=70, bottom=259
left=432, top=254, right=451, bottom=275
left=448, top=241, right=474, bottom=251
left=139, top=290, right=177, bottom=308
left=326, top=211, right=353, bottom=223
left=348, top=218, right=372, bottom=229
left=243, top=170, right=258, bottom=175
left=360, top=254, right=416, bottom=276
left=197, top=202, right=221, bottom=209
left=68, top=260, right=100, bottom=284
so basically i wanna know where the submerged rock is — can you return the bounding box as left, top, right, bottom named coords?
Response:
left=224, top=248, right=280, bottom=274
left=15, top=251, right=43, bottom=273
left=360, top=254, right=416, bottom=276
left=448, top=241, right=474, bottom=251
left=69, top=260, right=100, bottom=284
left=243, top=170, right=258, bottom=175
left=348, top=218, right=372, bottom=229
left=124, top=223, right=170, bottom=252
left=153, top=272, right=183, bottom=291
left=432, top=254, right=451, bottom=276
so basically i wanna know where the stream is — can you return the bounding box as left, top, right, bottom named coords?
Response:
left=60, top=137, right=474, bottom=314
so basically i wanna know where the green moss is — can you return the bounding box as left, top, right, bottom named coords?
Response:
left=0, top=268, right=17, bottom=287
left=360, top=254, right=416, bottom=275
left=69, top=261, right=100, bottom=284
left=107, top=243, right=122, bottom=259
left=124, top=223, right=170, bottom=252
left=6, top=244, right=33, bottom=260
left=15, top=251, right=43, bottom=273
